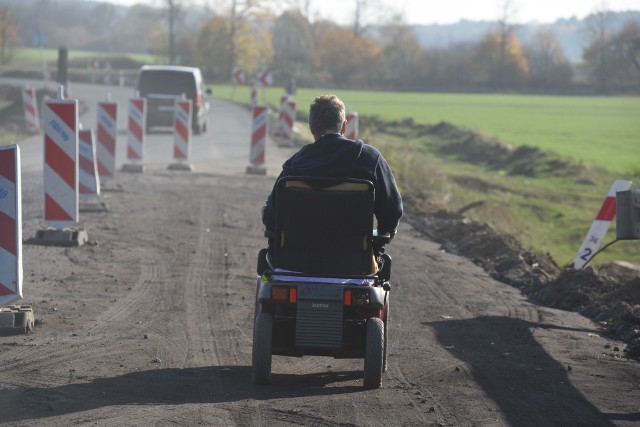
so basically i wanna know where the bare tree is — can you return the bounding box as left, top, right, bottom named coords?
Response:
left=0, top=6, right=17, bottom=64
left=495, top=0, right=520, bottom=84
left=582, top=2, right=616, bottom=92
left=166, top=0, right=183, bottom=64
left=352, top=0, right=381, bottom=36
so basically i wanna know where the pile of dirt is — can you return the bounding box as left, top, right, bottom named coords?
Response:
left=427, top=121, right=587, bottom=178
left=405, top=199, right=640, bottom=358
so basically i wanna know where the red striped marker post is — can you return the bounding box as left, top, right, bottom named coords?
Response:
left=169, top=99, right=193, bottom=171
left=78, top=129, right=101, bottom=197
left=345, top=111, right=359, bottom=140
left=43, top=88, right=79, bottom=229
left=79, top=129, right=108, bottom=212
left=246, top=104, right=267, bottom=175
left=96, top=99, right=118, bottom=181
left=22, top=87, right=39, bottom=133
left=572, top=179, right=632, bottom=268
left=0, top=145, right=23, bottom=306
left=123, top=98, right=146, bottom=173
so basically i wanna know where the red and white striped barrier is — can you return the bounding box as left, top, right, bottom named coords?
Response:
left=0, top=145, right=23, bottom=306
left=572, top=179, right=632, bottom=268
left=173, top=99, right=192, bottom=162
left=279, top=99, right=296, bottom=144
left=345, top=111, right=359, bottom=140
left=43, top=92, right=79, bottom=228
left=79, top=129, right=100, bottom=198
left=247, top=105, right=267, bottom=174
left=96, top=101, right=117, bottom=180
left=274, top=94, right=289, bottom=137
left=22, top=87, right=39, bottom=133
left=126, top=98, right=146, bottom=163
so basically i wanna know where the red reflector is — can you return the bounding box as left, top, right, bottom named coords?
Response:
left=344, top=290, right=352, bottom=306
left=289, top=287, right=297, bottom=303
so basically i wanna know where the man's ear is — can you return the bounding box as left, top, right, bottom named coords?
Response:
left=340, top=120, right=347, bottom=135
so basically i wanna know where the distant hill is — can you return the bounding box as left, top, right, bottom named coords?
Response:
left=409, top=11, right=640, bottom=62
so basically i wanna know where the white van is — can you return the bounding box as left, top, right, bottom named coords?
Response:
left=135, top=65, right=211, bottom=134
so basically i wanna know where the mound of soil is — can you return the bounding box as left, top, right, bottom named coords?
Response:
left=405, top=198, right=640, bottom=358
left=428, top=121, right=587, bottom=178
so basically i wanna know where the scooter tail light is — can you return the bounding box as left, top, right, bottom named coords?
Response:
left=344, top=289, right=352, bottom=306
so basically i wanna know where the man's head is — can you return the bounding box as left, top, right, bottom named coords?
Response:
left=308, top=94, right=346, bottom=139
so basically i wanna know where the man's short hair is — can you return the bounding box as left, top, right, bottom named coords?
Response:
left=308, top=94, right=346, bottom=137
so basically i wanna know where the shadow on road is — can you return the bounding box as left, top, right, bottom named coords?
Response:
left=0, top=365, right=363, bottom=423
left=426, top=315, right=627, bottom=426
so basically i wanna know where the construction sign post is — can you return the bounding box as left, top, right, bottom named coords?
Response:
left=27, top=87, right=88, bottom=247
left=43, top=89, right=79, bottom=229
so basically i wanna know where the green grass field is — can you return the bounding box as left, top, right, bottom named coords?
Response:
left=214, top=85, right=640, bottom=175
left=11, top=47, right=156, bottom=65
left=213, top=84, right=640, bottom=265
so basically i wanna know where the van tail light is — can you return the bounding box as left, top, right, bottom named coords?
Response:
left=289, top=287, right=297, bottom=303
left=195, top=93, right=202, bottom=107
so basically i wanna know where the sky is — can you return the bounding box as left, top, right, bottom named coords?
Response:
left=107, top=0, right=640, bottom=25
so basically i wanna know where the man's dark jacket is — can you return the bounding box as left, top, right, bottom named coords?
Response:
left=262, top=133, right=403, bottom=233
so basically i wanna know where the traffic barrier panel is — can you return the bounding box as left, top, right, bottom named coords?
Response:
left=43, top=91, right=79, bottom=229
left=123, top=98, right=146, bottom=173
left=96, top=100, right=117, bottom=180
left=345, top=111, right=359, bottom=140
left=572, top=179, right=632, bottom=268
left=0, top=145, right=23, bottom=307
left=246, top=104, right=267, bottom=175
left=22, top=87, right=39, bottom=133
left=169, top=99, right=193, bottom=171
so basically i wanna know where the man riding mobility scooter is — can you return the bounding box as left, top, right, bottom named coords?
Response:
left=252, top=176, right=392, bottom=389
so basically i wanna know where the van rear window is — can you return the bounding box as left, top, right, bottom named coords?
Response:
left=138, top=71, right=196, bottom=95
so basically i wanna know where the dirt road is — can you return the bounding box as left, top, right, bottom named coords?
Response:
left=1, top=95, right=638, bottom=426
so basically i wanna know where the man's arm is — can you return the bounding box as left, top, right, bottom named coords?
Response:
left=373, top=155, right=403, bottom=237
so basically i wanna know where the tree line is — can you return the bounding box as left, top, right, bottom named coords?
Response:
left=0, top=0, right=638, bottom=93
